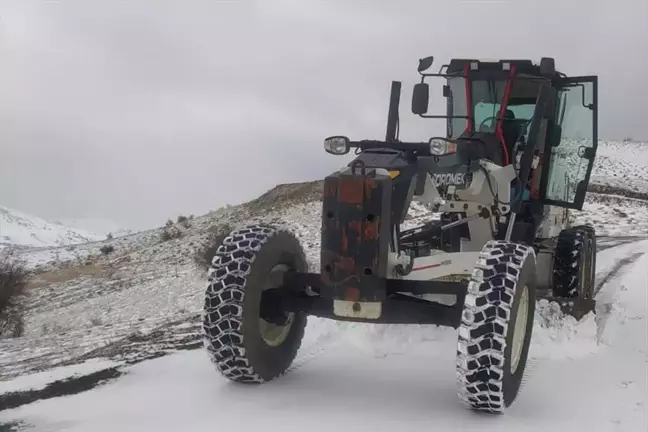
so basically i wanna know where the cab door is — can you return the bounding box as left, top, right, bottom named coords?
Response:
left=542, top=76, right=598, bottom=210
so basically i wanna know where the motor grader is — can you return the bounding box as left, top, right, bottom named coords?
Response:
left=201, top=56, right=599, bottom=413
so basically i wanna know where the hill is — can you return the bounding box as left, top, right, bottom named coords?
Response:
left=0, top=206, right=103, bottom=249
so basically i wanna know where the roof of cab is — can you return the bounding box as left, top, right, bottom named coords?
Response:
left=445, top=58, right=562, bottom=78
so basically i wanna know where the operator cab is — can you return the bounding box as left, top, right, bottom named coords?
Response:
left=416, top=59, right=559, bottom=168
left=412, top=57, right=598, bottom=211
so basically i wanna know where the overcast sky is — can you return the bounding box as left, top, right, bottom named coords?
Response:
left=1, top=0, right=646, bottom=230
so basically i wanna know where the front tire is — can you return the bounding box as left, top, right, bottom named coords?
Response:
left=201, top=225, right=307, bottom=383
left=456, top=240, right=537, bottom=413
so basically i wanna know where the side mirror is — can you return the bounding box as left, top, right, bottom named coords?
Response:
left=442, top=85, right=451, bottom=98
left=578, top=146, right=595, bottom=160
left=540, top=57, right=555, bottom=77
left=411, top=83, right=430, bottom=115
left=417, top=56, right=434, bottom=73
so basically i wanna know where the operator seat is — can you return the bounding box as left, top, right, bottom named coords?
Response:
left=500, top=109, right=522, bottom=161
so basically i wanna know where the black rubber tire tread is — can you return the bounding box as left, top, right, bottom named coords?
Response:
left=456, top=240, right=537, bottom=413
left=553, top=225, right=596, bottom=298
left=577, top=225, right=597, bottom=296
left=201, top=225, right=308, bottom=383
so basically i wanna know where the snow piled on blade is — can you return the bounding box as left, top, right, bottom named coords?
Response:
left=530, top=301, right=600, bottom=359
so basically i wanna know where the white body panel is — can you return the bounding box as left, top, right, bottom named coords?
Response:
left=401, top=252, right=480, bottom=281
left=537, top=204, right=569, bottom=239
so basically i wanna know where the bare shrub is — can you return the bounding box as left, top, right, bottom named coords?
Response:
left=100, top=245, right=115, bottom=255
left=89, top=317, right=103, bottom=326
left=177, top=215, right=192, bottom=229
left=0, top=250, right=29, bottom=337
left=193, top=224, right=233, bottom=271
left=160, top=230, right=173, bottom=242
left=161, top=219, right=184, bottom=241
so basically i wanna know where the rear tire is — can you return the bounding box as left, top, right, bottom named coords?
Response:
left=553, top=225, right=596, bottom=298
left=201, top=225, right=307, bottom=383
left=456, top=240, right=537, bottom=413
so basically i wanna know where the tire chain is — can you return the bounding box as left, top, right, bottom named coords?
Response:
left=456, top=240, right=535, bottom=413
left=202, top=225, right=279, bottom=383
left=554, top=226, right=592, bottom=297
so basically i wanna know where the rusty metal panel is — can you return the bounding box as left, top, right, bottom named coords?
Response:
left=320, top=169, right=392, bottom=303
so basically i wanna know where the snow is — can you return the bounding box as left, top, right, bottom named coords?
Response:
left=54, top=218, right=133, bottom=238
left=0, top=359, right=122, bottom=394
left=0, top=239, right=645, bottom=431
left=591, top=140, right=648, bottom=193
left=0, top=205, right=103, bottom=249
left=573, top=195, right=648, bottom=236
left=0, top=139, right=646, bottom=430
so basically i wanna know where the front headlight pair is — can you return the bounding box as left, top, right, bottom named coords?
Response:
left=323, top=136, right=456, bottom=156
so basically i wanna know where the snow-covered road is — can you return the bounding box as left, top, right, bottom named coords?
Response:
left=1, top=239, right=646, bottom=432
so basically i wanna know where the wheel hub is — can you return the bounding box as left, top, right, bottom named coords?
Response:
left=510, top=285, right=530, bottom=374
left=259, top=264, right=294, bottom=347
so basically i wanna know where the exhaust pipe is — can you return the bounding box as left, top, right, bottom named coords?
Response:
left=385, top=81, right=402, bottom=142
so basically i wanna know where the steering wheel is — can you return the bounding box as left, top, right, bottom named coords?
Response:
left=479, top=116, right=498, bottom=131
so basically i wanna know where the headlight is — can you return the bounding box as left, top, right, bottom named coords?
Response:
left=428, top=138, right=456, bottom=156
left=324, top=136, right=350, bottom=155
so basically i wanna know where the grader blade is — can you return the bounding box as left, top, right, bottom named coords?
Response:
left=540, top=296, right=597, bottom=320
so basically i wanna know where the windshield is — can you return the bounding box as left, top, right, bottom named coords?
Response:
left=475, top=101, right=535, bottom=141
left=472, top=80, right=506, bottom=131
left=446, top=77, right=468, bottom=139
left=446, top=77, right=536, bottom=141
left=446, top=78, right=509, bottom=138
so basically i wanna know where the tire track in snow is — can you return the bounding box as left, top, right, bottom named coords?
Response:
left=591, top=250, right=646, bottom=344
left=520, top=357, right=541, bottom=393
left=0, top=320, right=342, bottom=415
left=594, top=252, right=646, bottom=295
left=287, top=329, right=341, bottom=374
left=597, top=235, right=648, bottom=252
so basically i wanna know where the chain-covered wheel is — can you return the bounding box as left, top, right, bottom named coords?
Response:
left=456, top=240, right=537, bottom=413
left=201, top=225, right=307, bottom=383
left=553, top=225, right=597, bottom=298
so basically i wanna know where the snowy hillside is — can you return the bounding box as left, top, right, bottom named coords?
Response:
left=0, top=140, right=646, bottom=431
left=591, top=139, right=648, bottom=193
left=54, top=218, right=132, bottom=238
left=0, top=205, right=103, bottom=249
